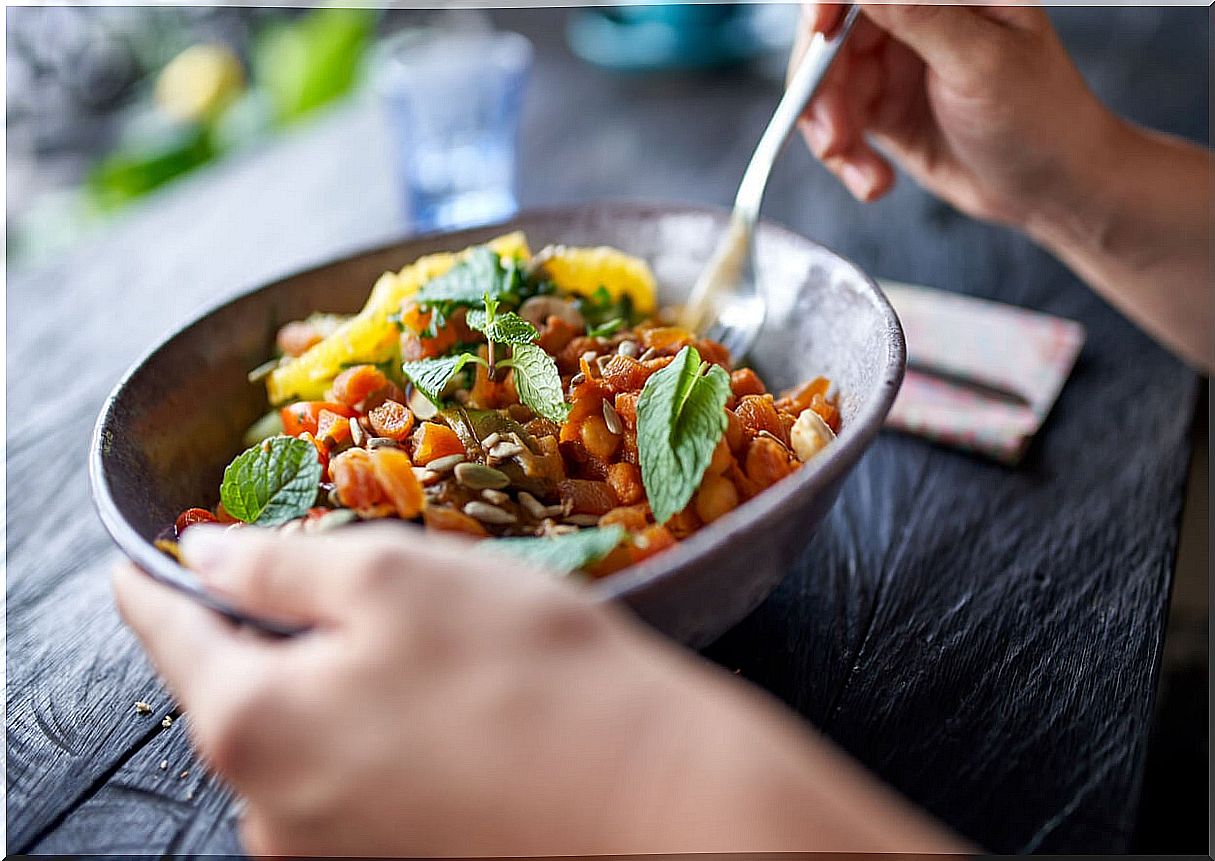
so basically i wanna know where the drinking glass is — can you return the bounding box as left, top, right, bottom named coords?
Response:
left=374, top=27, right=532, bottom=232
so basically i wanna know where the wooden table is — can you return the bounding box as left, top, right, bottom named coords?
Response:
left=7, top=8, right=1206, bottom=854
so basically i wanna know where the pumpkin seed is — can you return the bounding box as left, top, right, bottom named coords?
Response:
left=426, top=453, right=466, bottom=473
left=564, top=514, right=601, bottom=527
left=454, top=462, right=510, bottom=490
left=601, top=400, right=623, bottom=435
left=408, top=386, right=438, bottom=420
left=517, top=491, right=547, bottom=519
left=463, top=500, right=518, bottom=525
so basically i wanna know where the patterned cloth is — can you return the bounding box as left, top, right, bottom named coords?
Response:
left=880, top=280, right=1086, bottom=465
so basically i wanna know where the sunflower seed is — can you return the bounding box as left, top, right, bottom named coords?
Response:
left=367, top=437, right=399, bottom=450
left=488, top=442, right=525, bottom=460
left=595, top=353, right=613, bottom=373
left=639, top=347, right=658, bottom=361
left=518, top=491, right=548, bottom=519
left=601, top=400, right=623, bottom=435
left=564, top=514, right=601, bottom=527
left=757, top=429, right=791, bottom=451
left=426, top=453, right=466, bottom=473
left=348, top=417, right=365, bottom=447
left=328, top=487, right=343, bottom=507
left=570, top=372, right=586, bottom=387
left=481, top=488, right=510, bottom=505
left=412, top=467, right=441, bottom=486
left=463, top=501, right=518, bottom=525
left=543, top=521, right=578, bottom=536
left=544, top=504, right=566, bottom=518
left=455, top=462, right=510, bottom=490
left=580, top=350, right=597, bottom=365
left=617, top=340, right=639, bottom=358
left=480, top=432, right=502, bottom=450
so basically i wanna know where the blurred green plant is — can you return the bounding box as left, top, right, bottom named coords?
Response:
left=85, top=7, right=377, bottom=212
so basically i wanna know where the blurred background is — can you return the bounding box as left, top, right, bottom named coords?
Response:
left=6, top=4, right=1207, bottom=851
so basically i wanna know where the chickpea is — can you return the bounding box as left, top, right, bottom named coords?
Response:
left=707, top=437, right=732, bottom=475
left=694, top=473, right=740, bottom=524
left=579, top=414, right=620, bottom=460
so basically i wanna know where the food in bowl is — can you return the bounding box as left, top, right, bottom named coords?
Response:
left=167, top=232, right=839, bottom=576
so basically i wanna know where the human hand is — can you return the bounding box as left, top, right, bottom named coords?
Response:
left=113, top=523, right=963, bottom=855
left=794, top=4, right=1120, bottom=229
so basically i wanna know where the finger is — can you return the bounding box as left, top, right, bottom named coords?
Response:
left=180, top=524, right=351, bottom=625
left=803, top=2, right=844, bottom=35
left=860, top=3, right=1011, bottom=88
left=824, top=142, right=896, bottom=203
left=112, top=562, right=263, bottom=710
left=800, top=44, right=885, bottom=162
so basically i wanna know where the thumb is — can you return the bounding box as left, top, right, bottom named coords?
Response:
left=861, top=4, right=1014, bottom=87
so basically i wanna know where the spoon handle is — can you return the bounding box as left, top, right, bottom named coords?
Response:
left=734, top=4, right=860, bottom=226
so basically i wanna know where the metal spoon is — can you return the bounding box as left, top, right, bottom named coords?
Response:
left=683, top=4, right=860, bottom=360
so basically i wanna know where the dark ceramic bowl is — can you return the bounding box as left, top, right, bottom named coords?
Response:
left=90, top=202, right=904, bottom=647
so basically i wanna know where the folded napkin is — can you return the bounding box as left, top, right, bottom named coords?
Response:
left=879, top=280, right=1086, bottom=465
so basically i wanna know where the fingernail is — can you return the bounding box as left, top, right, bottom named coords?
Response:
left=179, top=524, right=231, bottom=577
left=803, top=117, right=830, bottom=156
left=841, top=162, right=876, bottom=201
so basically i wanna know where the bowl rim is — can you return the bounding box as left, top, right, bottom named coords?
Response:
left=89, top=199, right=905, bottom=628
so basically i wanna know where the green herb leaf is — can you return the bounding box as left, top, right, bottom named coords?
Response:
left=586, top=317, right=625, bottom=339
left=401, top=354, right=481, bottom=406
left=466, top=308, right=539, bottom=345
left=505, top=343, right=570, bottom=423
left=636, top=345, right=731, bottom=524
left=414, top=247, right=520, bottom=307
left=491, top=526, right=627, bottom=574
left=219, top=436, right=323, bottom=526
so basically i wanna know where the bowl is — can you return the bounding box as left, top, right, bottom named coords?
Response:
left=90, top=202, right=904, bottom=647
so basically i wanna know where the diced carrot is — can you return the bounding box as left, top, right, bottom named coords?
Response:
left=536, top=316, right=581, bottom=355
left=280, top=401, right=355, bottom=437
left=411, top=422, right=466, bottom=465
left=175, top=508, right=217, bottom=536
left=665, top=506, right=701, bottom=539
left=809, top=392, right=840, bottom=433
left=276, top=321, right=324, bottom=357
left=600, top=503, right=650, bottom=532
left=586, top=544, right=635, bottom=578
left=368, top=447, right=424, bottom=519
left=613, top=392, right=638, bottom=429
left=367, top=400, right=415, bottom=441
left=777, top=376, right=831, bottom=414
left=629, top=524, right=676, bottom=563
left=560, top=395, right=604, bottom=444
left=330, top=365, right=393, bottom=410
left=729, top=367, right=766, bottom=398
left=316, top=409, right=352, bottom=449
left=330, top=448, right=383, bottom=509
left=422, top=505, right=488, bottom=537
left=735, top=394, right=787, bottom=445
left=558, top=479, right=619, bottom=515
left=641, top=326, right=693, bottom=353
left=606, top=462, right=644, bottom=506
left=744, top=436, right=795, bottom=488
left=725, top=408, right=745, bottom=453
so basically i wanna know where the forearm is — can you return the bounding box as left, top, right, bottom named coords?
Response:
left=1026, top=118, right=1214, bottom=371
left=613, top=639, right=970, bottom=853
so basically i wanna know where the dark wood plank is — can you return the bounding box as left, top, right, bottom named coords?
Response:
left=6, top=6, right=1204, bottom=855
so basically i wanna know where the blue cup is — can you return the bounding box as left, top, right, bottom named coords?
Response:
left=374, top=28, right=532, bottom=232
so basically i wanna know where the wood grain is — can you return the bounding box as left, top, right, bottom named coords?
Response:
left=6, top=7, right=1205, bottom=854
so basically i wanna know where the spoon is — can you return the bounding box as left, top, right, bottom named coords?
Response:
left=682, top=4, right=860, bottom=360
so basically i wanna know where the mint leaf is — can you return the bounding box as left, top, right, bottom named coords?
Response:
left=505, top=343, right=570, bottom=423
left=636, top=345, right=731, bottom=524
left=414, top=247, right=520, bottom=307
left=219, top=436, right=323, bottom=526
left=491, top=526, right=626, bottom=574
left=401, top=354, right=480, bottom=406
left=466, top=308, right=538, bottom=345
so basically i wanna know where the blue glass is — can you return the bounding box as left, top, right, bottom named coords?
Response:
left=374, top=29, right=532, bottom=232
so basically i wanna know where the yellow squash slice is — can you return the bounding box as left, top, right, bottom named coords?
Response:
left=535, top=245, right=657, bottom=316
left=267, top=232, right=530, bottom=404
